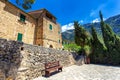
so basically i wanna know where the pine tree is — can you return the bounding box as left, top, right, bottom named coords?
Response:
left=115, top=35, right=120, bottom=52
left=74, top=21, right=91, bottom=57
left=74, top=21, right=81, bottom=46
left=90, top=26, right=105, bottom=63
left=74, top=21, right=90, bottom=47
left=100, top=11, right=117, bottom=51
left=16, top=0, right=35, bottom=10
left=100, top=11, right=120, bottom=65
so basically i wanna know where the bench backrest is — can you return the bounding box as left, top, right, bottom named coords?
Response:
left=45, top=61, right=60, bottom=69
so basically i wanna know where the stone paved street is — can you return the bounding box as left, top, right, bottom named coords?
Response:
left=34, top=64, right=120, bottom=80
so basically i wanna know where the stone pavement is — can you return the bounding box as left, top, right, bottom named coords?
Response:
left=34, top=64, right=120, bottom=80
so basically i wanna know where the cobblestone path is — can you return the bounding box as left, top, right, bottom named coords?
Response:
left=34, top=64, right=120, bottom=80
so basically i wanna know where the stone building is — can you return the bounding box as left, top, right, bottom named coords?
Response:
left=0, top=0, right=62, bottom=49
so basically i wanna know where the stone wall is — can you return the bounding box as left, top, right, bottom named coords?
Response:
left=0, top=38, right=75, bottom=80
left=0, top=38, right=23, bottom=80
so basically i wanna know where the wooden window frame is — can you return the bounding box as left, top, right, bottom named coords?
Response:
left=20, top=13, right=26, bottom=22
left=17, top=33, right=23, bottom=42
left=49, top=24, right=53, bottom=30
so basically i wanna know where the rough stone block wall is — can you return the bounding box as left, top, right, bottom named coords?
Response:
left=17, top=44, right=75, bottom=80
left=0, top=38, right=75, bottom=80
left=0, top=38, right=23, bottom=80
left=0, top=1, right=35, bottom=44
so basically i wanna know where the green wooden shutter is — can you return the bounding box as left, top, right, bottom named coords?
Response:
left=49, top=24, right=52, bottom=30
left=58, top=31, right=60, bottom=34
left=20, top=14, right=26, bottom=22
left=59, top=39, right=60, bottom=43
left=17, top=33, right=23, bottom=41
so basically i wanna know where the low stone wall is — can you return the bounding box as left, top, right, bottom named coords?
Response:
left=0, top=38, right=23, bottom=80
left=0, top=38, right=75, bottom=80
left=17, top=44, right=75, bottom=80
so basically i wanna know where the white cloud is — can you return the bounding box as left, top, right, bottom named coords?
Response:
left=103, top=18, right=106, bottom=21
left=92, top=17, right=106, bottom=23
left=79, top=20, right=84, bottom=24
left=62, top=23, right=74, bottom=32
left=62, top=20, right=84, bottom=32
left=92, top=18, right=100, bottom=23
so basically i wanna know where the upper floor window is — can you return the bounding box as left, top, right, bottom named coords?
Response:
left=58, top=39, right=60, bottom=43
left=58, top=31, right=61, bottom=34
left=49, top=24, right=52, bottom=30
left=20, top=14, right=26, bottom=22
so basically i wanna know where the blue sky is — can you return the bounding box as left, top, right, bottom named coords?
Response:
left=9, top=0, right=120, bottom=32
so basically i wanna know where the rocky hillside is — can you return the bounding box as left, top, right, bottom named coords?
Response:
left=62, top=14, right=120, bottom=42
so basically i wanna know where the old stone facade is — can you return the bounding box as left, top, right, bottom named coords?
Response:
left=29, top=9, right=62, bottom=49
left=0, top=38, right=75, bottom=80
left=0, top=0, right=62, bottom=49
left=0, top=0, right=36, bottom=44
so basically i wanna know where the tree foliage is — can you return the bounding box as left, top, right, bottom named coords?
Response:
left=16, top=0, right=35, bottom=10
left=74, top=21, right=91, bottom=56
left=90, top=26, right=106, bottom=63
left=74, top=21, right=91, bottom=47
left=100, top=11, right=120, bottom=65
left=90, top=11, right=120, bottom=65
left=63, top=43, right=81, bottom=52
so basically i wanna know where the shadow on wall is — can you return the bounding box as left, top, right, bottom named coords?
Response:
left=0, top=38, right=23, bottom=80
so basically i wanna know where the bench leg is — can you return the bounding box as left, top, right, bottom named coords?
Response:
left=45, top=71, right=50, bottom=77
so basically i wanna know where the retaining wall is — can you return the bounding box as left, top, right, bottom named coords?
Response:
left=0, top=38, right=75, bottom=80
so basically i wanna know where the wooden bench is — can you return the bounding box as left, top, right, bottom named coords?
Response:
left=45, top=61, right=62, bottom=77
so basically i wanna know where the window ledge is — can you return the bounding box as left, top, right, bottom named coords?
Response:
left=18, top=20, right=26, bottom=24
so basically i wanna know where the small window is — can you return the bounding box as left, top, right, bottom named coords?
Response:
left=58, top=39, right=60, bottom=43
left=17, top=33, right=23, bottom=41
left=49, top=24, right=52, bottom=30
left=20, top=14, right=26, bottom=22
left=58, top=31, right=61, bottom=34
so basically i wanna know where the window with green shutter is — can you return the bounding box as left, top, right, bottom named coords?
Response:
left=49, top=24, right=52, bottom=30
left=20, top=14, right=26, bottom=22
left=58, top=31, right=60, bottom=34
left=17, top=33, right=23, bottom=41
left=58, top=39, right=60, bottom=43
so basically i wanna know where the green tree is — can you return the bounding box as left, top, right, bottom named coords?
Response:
left=63, top=43, right=81, bottom=52
left=16, top=0, right=35, bottom=10
left=74, top=21, right=81, bottom=46
left=74, top=21, right=91, bottom=47
left=100, top=11, right=120, bottom=65
left=74, top=21, right=91, bottom=56
left=90, top=26, right=106, bottom=63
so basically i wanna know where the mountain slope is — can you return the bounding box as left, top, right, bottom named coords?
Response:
left=62, top=29, right=74, bottom=41
left=62, top=14, right=120, bottom=42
